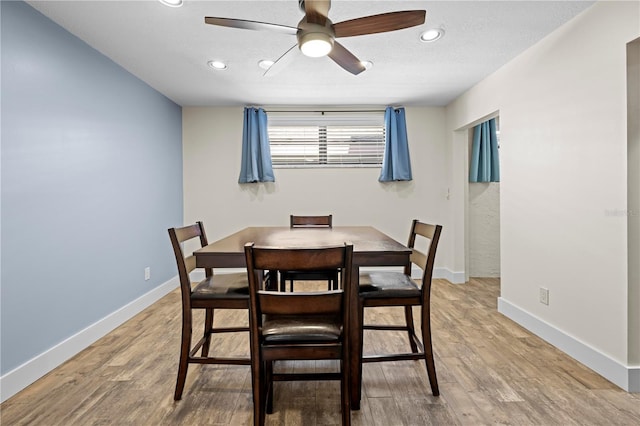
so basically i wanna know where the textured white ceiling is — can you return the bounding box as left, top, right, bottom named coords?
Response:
left=26, top=0, right=595, bottom=107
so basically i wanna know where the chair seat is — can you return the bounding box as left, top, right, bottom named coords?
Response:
left=359, top=271, right=421, bottom=299
left=262, top=315, right=342, bottom=343
left=192, top=273, right=249, bottom=300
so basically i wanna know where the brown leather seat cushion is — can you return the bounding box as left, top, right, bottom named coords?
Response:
left=359, top=271, right=421, bottom=299
left=192, top=273, right=249, bottom=300
left=262, top=315, right=342, bottom=343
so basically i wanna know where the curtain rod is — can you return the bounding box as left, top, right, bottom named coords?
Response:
left=265, top=109, right=386, bottom=114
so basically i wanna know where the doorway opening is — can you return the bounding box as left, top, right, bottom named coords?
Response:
left=468, top=117, right=501, bottom=279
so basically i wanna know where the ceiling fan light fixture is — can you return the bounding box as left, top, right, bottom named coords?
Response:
left=420, top=28, right=445, bottom=43
left=159, top=0, right=183, bottom=8
left=299, top=32, right=334, bottom=57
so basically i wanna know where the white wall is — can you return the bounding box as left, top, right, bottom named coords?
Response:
left=446, top=0, right=639, bottom=390
left=182, top=106, right=458, bottom=280
left=469, top=182, right=501, bottom=277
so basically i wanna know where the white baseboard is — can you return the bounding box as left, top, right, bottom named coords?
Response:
left=498, top=297, right=640, bottom=393
left=0, top=276, right=180, bottom=403
left=433, top=267, right=465, bottom=284
left=411, top=266, right=465, bottom=284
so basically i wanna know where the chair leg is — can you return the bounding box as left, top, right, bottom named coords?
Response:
left=279, top=274, right=286, bottom=292
left=202, top=308, right=214, bottom=357
left=251, top=359, right=266, bottom=426
left=353, top=303, right=365, bottom=410
left=266, top=361, right=274, bottom=414
left=340, top=359, right=351, bottom=426
left=421, top=311, right=439, bottom=396
left=404, top=306, right=419, bottom=353
left=174, top=310, right=192, bottom=400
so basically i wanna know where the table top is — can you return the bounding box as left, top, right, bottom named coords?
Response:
left=194, top=226, right=411, bottom=268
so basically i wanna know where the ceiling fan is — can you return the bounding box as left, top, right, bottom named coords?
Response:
left=204, top=0, right=426, bottom=76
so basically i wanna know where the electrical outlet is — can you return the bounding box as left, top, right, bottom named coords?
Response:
left=144, top=267, right=151, bottom=281
left=539, top=287, right=549, bottom=305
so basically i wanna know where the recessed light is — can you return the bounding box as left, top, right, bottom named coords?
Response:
left=207, top=60, right=227, bottom=70
left=258, top=60, right=274, bottom=70
left=420, top=28, right=445, bottom=43
left=159, top=0, right=183, bottom=7
left=360, top=60, right=373, bottom=70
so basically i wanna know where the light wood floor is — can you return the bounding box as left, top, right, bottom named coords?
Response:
left=2, top=278, right=639, bottom=425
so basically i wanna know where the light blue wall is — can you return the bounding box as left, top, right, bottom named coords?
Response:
left=1, top=1, right=183, bottom=375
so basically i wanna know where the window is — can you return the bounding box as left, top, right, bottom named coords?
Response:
left=267, top=111, right=385, bottom=168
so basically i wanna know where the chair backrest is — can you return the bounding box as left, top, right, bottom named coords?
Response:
left=168, top=222, right=211, bottom=301
left=406, top=220, right=442, bottom=298
left=290, top=214, right=333, bottom=228
left=244, top=242, right=353, bottom=321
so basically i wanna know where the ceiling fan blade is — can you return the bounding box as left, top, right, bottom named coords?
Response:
left=263, top=44, right=299, bottom=77
left=204, top=17, right=298, bottom=36
left=328, top=41, right=366, bottom=75
left=333, top=10, right=426, bottom=38
left=304, top=0, right=331, bottom=25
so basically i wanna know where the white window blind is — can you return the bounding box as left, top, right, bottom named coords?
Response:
left=267, top=111, right=385, bottom=168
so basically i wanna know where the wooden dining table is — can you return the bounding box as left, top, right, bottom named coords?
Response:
left=194, top=225, right=411, bottom=410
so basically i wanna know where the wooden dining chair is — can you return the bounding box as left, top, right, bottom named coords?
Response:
left=168, top=221, right=250, bottom=400
left=244, top=242, right=353, bottom=426
left=355, top=220, right=442, bottom=403
left=279, top=214, right=340, bottom=291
